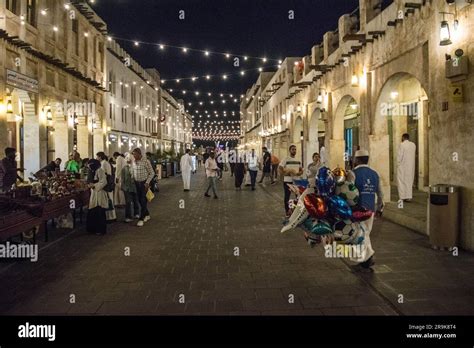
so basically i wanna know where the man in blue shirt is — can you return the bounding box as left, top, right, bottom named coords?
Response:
left=351, top=149, right=384, bottom=270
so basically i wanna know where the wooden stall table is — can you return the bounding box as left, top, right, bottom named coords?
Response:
left=41, top=190, right=90, bottom=242
left=0, top=211, right=42, bottom=243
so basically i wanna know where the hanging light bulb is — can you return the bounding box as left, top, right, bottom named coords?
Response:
left=317, top=92, right=323, bottom=104
left=6, top=99, right=13, bottom=114
left=439, top=20, right=452, bottom=46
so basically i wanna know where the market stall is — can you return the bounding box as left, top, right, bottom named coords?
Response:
left=0, top=173, right=90, bottom=243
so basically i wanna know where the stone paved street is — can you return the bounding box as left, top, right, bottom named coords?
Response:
left=1, top=169, right=474, bottom=316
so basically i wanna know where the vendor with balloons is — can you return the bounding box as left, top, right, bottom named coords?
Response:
left=280, top=148, right=384, bottom=272
left=350, top=149, right=384, bottom=269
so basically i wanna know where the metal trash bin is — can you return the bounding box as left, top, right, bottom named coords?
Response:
left=161, top=162, right=168, bottom=178
left=428, top=184, right=460, bottom=250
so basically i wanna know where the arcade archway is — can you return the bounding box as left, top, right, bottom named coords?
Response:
left=374, top=72, right=429, bottom=200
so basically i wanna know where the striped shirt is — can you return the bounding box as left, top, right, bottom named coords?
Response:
left=279, top=156, right=302, bottom=183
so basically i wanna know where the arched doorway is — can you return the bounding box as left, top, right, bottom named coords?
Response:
left=332, top=95, right=359, bottom=169
left=343, top=98, right=360, bottom=169
left=293, top=116, right=303, bottom=165
left=374, top=72, right=429, bottom=201
left=307, top=108, right=320, bottom=166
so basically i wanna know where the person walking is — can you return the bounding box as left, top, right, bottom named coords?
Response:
left=229, top=149, right=236, bottom=177
left=216, top=150, right=224, bottom=180
left=191, top=152, right=197, bottom=174
left=247, top=149, right=259, bottom=191
left=279, top=145, right=303, bottom=217
left=234, top=150, right=246, bottom=190
left=180, top=149, right=193, bottom=191
left=113, top=152, right=126, bottom=207
left=258, top=147, right=275, bottom=185
left=204, top=151, right=219, bottom=199
left=307, top=152, right=323, bottom=188
left=96, top=152, right=117, bottom=222
left=197, top=153, right=203, bottom=168
left=397, top=133, right=416, bottom=202
left=350, top=149, right=384, bottom=270
left=131, top=148, right=155, bottom=227
left=319, top=144, right=328, bottom=166
left=121, top=154, right=140, bottom=223
left=86, top=159, right=108, bottom=235
left=271, top=153, right=280, bottom=182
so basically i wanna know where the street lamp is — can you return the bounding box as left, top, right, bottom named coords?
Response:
left=439, top=20, right=452, bottom=46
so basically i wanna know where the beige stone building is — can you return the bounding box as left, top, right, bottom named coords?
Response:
left=0, top=0, right=107, bottom=175
left=260, top=57, right=302, bottom=161
left=242, top=0, right=474, bottom=250
left=105, top=39, right=162, bottom=155
left=239, top=71, right=274, bottom=157
left=160, top=88, right=192, bottom=154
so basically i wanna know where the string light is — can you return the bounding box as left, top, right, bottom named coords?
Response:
left=159, top=64, right=278, bottom=83
left=109, top=36, right=282, bottom=62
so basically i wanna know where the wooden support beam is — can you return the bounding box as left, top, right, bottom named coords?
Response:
left=405, top=2, right=422, bottom=9
left=342, top=34, right=367, bottom=42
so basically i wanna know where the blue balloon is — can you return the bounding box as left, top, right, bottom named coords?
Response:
left=316, top=167, right=335, bottom=197
left=302, top=217, right=315, bottom=232
left=310, top=220, right=333, bottom=235
left=328, top=195, right=353, bottom=220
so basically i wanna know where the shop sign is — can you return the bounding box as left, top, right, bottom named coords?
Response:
left=6, top=69, right=39, bottom=94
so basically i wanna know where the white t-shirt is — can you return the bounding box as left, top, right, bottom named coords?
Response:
left=279, top=157, right=302, bottom=183
left=247, top=154, right=259, bottom=171
left=205, top=158, right=218, bottom=177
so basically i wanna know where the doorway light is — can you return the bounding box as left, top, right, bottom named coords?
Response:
left=351, top=73, right=359, bottom=87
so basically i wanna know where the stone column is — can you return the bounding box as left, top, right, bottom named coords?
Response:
left=23, top=99, right=40, bottom=175
left=76, top=121, right=90, bottom=160
left=369, top=133, right=391, bottom=202
left=54, top=120, right=71, bottom=169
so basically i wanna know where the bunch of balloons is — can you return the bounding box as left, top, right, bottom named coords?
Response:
left=281, top=166, right=374, bottom=248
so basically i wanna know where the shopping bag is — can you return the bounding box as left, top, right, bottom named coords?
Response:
left=146, top=189, right=155, bottom=202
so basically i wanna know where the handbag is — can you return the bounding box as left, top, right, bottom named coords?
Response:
left=104, top=174, right=116, bottom=192
left=146, top=189, right=155, bottom=202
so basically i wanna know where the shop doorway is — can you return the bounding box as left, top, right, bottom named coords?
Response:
left=292, top=116, right=303, bottom=166
left=375, top=72, right=429, bottom=202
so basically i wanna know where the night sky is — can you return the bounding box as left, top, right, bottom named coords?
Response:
left=92, top=0, right=359, bottom=143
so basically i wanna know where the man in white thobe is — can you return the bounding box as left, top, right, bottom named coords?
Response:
left=180, top=149, right=193, bottom=191
left=397, top=133, right=417, bottom=202
left=319, top=145, right=328, bottom=166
